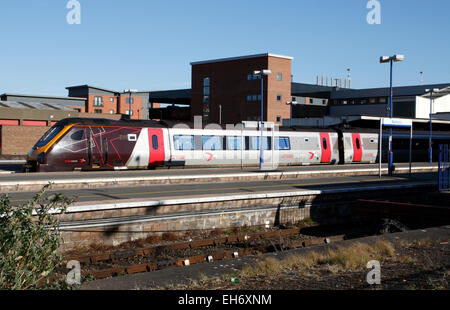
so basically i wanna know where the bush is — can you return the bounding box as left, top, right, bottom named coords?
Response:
left=0, top=184, right=73, bottom=290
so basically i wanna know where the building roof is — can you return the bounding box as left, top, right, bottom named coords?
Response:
left=291, top=83, right=335, bottom=93
left=0, top=100, right=75, bottom=111
left=422, top=86, right=450, bottom=99
left=190, top=53, right=293, bottom=66
left=330, top=83, right=450, bottom=100
left=0, top=93, right=86, bottom=101
left=66, top=84, right=120, bottom=94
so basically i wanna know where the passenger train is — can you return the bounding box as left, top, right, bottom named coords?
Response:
left=25, top=117, right=450, bottom=172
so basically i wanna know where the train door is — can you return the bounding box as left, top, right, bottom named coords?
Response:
left=320, top=133, right=331, bottom=163
left=87, top=126, right=103, bottom=168
left=148, top=128, right=165, bottom=166
left=352, top=133, right=362, bottom=162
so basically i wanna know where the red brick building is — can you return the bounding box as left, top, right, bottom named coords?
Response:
left=191, top=53, right=293, bottom=125
left=66, top=85, right=144, bottom=120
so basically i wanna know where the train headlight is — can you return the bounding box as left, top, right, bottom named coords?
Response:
left=37, top=153, right=46, bottom=164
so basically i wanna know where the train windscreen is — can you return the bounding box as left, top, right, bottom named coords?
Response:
left=33, top=124, right=64, bottom=149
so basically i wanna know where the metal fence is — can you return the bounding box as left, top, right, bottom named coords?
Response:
left=439, top=144, right=450, bottom=191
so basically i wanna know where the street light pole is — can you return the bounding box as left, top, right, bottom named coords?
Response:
left=253, top=69, right=272, bottom=170
left=426, top=88, right=440, bottom=163
left=286, top=98, right=298, bottom=127
left=124, top=89, right=137, bottom=120
left=380, top=54, right=404, bottom=176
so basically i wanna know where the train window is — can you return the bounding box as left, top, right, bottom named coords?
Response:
left=322, top=138, right=328, bottom=150
left=275, top=137, right=291, bottom=150
left=34, top=125, right=64, bottom=148
left=356, top=138, right=361, bottom=149
left=152, top=135, right=159, bottom=150
left=70, top=130, right=84, bottom=141
left=202, top=136, right=222, bottom=150
left=251, top=137, right=271, bottom=150
left=128, top=134, right=137, bottom=142
left=174, top=136, right=194, bottom=150
left=304, top=138, right=310, bottom=142
left=226, top=137, right=242, bottom=150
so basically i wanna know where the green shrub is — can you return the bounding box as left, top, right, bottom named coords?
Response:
left=0, top=184, right=73, bottom=290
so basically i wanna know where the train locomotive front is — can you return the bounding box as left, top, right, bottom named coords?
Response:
left=26, top=118, right=167, bottom=172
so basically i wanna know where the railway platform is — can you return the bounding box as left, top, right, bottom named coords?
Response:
left=0, top=162, right=438, bottom=193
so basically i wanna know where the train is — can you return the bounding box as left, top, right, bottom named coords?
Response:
left=25, top=117, right=450, bottom=172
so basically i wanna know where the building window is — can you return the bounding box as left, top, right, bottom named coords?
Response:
left=126, top=97, right=134, bottom=104
left=126, top=110, right=133, bottom=116
left=309, top=98, right=314, bottom=104
left=322, top=100, right=327, bottom=105
left=379, top=97, right=387, bottom=103
left=276, top=95, right=282, bottom=102
left=94, top=109, right=102, bottom=114
left=247, top=95, right=262, bottom=102
left=342, top=100, right=348, bottom=105
left=277, top=73, right=282, bottom=81
left=203, top=77, right=210, bottom=122
left=109, top=109, right=114, bottom=114
left=94, top=96, right=103, bottom=107
left=247, top=73, right=261, bottom=80
left=110, top=97, right=115, bottom=102
left=369, top=98, right=376, bottom=104
left=276, top=115, right=281, bottom=123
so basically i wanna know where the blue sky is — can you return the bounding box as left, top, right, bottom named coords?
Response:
left=1, top=0, right=449, bottom=96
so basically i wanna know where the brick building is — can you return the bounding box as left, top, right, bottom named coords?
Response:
left=191, top=53, right=293, bottom=125
left=66, top=85, right=146, bottom=120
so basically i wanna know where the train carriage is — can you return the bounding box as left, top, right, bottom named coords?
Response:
left=26, top=117, right=450, bottom=173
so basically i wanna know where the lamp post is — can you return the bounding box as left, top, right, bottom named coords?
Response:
left=425, top=88, right=440, bottom=163
left=253, top=69, right=272, bottom=170
left=286, top=98, right=298, bottom=127
left=380, top=54, right=404, bottom=176
left=124, top=89, right=138, bottom=120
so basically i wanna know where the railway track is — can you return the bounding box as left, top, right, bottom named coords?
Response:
left=61, top=227, right=346, bottom=281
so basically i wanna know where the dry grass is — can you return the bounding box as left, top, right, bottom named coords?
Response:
left=239, top=241, right=397, bottom=278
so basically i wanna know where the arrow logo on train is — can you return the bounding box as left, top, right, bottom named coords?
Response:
left=309, top=152, right=315, bottom=160
left=206, top=152, right=214, bottom=162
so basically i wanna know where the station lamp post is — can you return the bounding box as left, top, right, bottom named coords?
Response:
left=380, top=54, right=405, bottom=176
left=253, top=69, right=272, bottom=170
left=425, top=88, right=440, bottom=163
left=124, top=89, right=138, bottom=120
left=286, top=98, right=298, bottom=127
